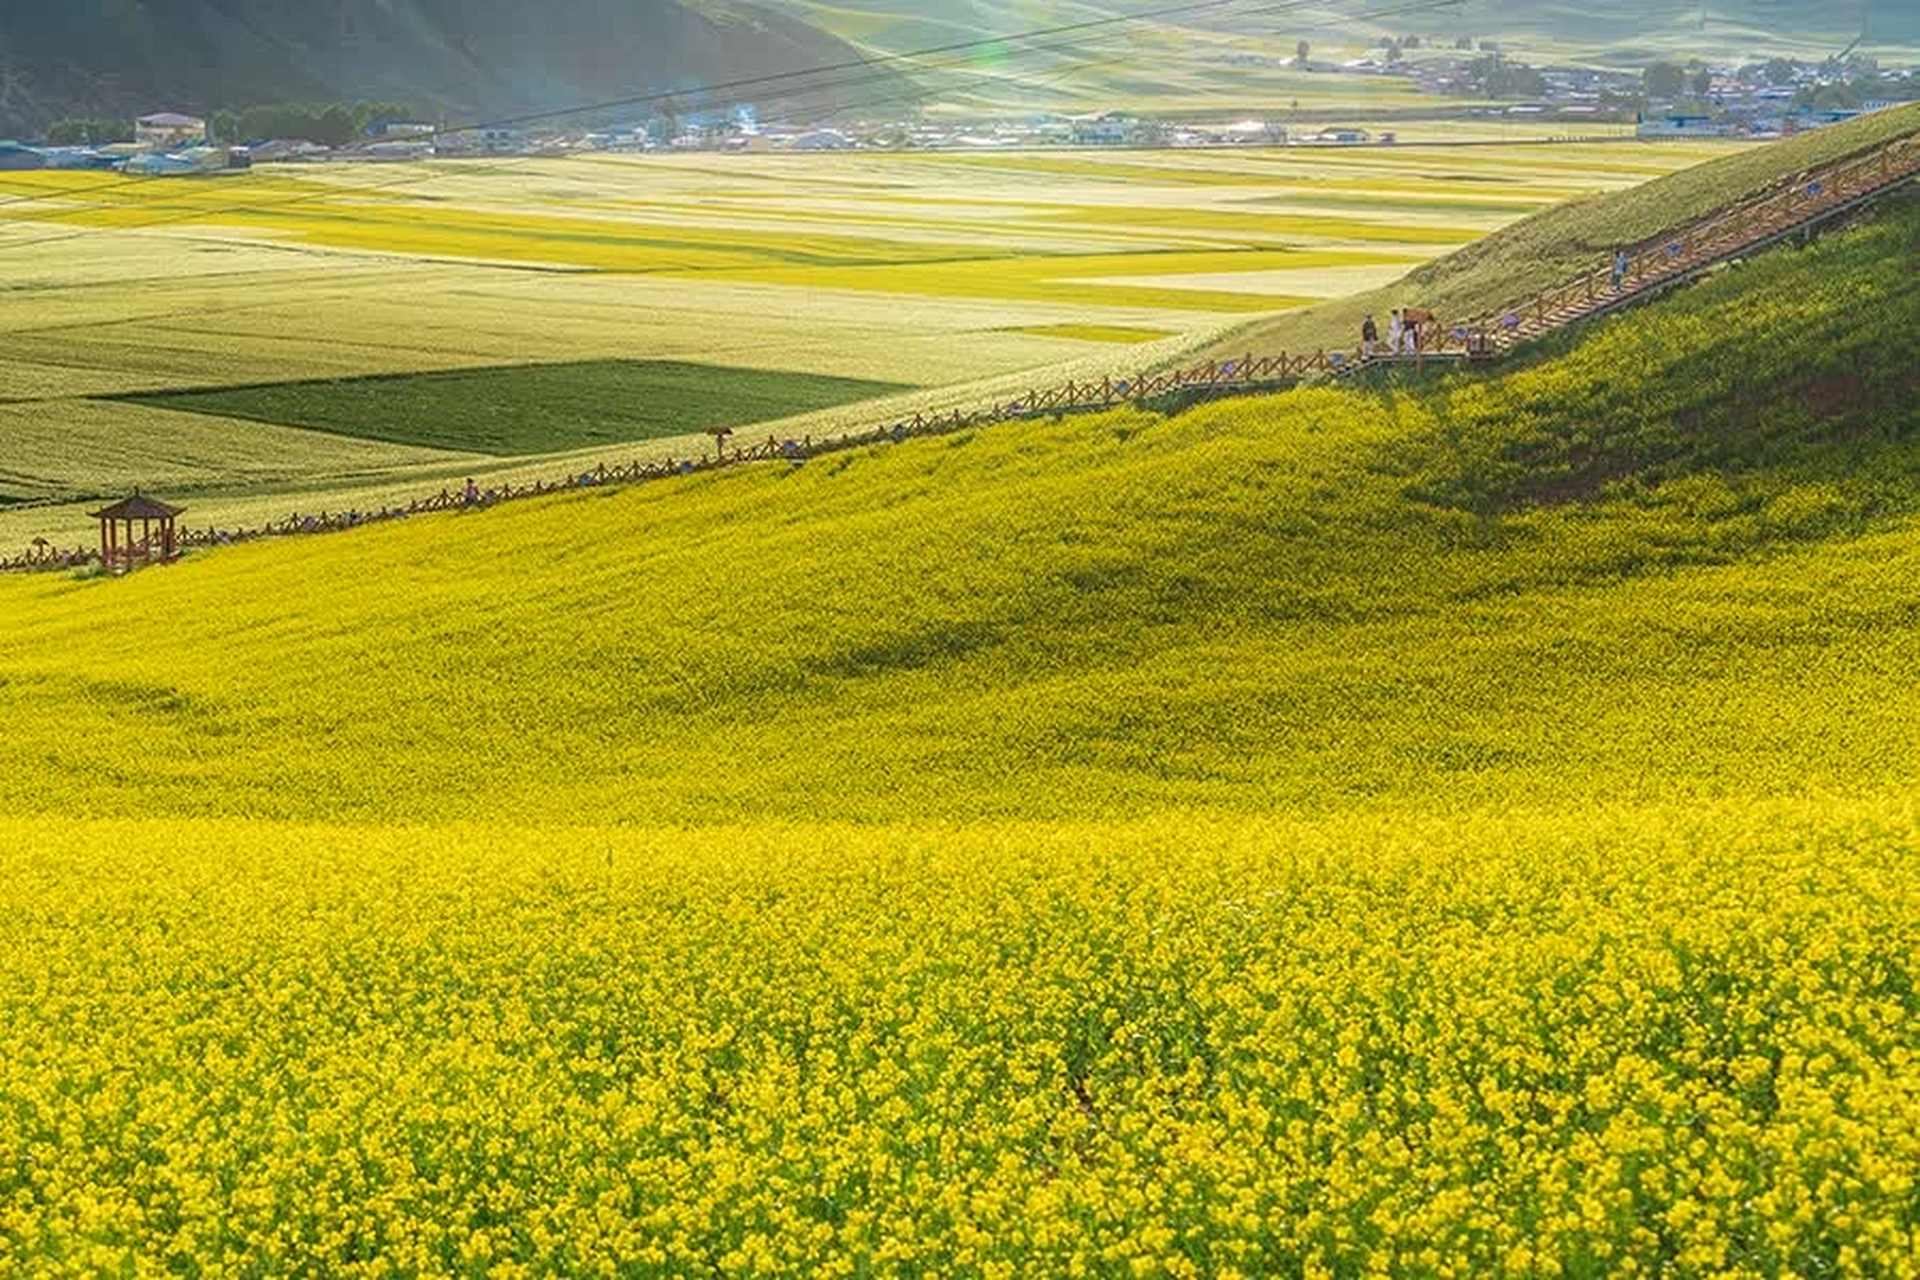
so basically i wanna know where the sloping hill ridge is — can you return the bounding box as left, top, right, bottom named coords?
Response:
left=1209, top=104, right=1920, bottom=360
left=0, top=0, right=895, bottom=136
left=0, top=196, right=1912, bottom=824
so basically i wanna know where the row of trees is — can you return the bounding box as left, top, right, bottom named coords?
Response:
left=1460, top=54, right=1547, bottom=99
left=1288, top=32, right=1491, bottom=70
left=1643, top=53, right=1905, bottom=109
left=213, top=101, right=417, bottom=146
left=42, top=100, right=417, bottom=148
left=46, top=117, right=134, bottom=145
left=1643, top=63, right=1714, bottom=99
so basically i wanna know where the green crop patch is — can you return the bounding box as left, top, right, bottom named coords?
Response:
left=115, top=360, right=917, bottom=457
left=1011, top=324, right=1174, bottom=344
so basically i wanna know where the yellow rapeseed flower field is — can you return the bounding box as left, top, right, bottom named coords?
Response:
left=0, top=128, right=1915, bottom=1275
left=0, top=804, right=1912, bottom=1276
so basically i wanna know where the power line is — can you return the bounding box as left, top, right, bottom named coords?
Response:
left=0, top=1, right=1262, bottom=217
left=0, top=0, right=1466, bottom=258
left=425, top=0, right=1310, bottom=139
left=0, top=0, right=1242, bottom=242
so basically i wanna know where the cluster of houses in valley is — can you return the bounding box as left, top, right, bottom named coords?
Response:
left=1631, top=68, right=1916, bottom=138
left=0, top=112, right=251, bottom=175
left=0, top=105, right=1405, bottom=173
left=3, top=55, right=1910, bottom=176
left=1396, top=51, right=1915, bottom=138
left=576, top=112, right=1391, bottom=152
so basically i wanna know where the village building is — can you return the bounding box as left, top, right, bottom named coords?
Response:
left=120, top=145, right=249, bottom=176
left=1070, top=112, right=1140, bottom=145
left=433, top=126, right=523, bottom=156
left=37, top=146, right=120, bottom=170
left=355, top=140, right=435, bottom=161
left=1637, top=112, right=1728, bottom=138
left=0, top=142, right=46, bottom=171
left=790, top=129, right=854, bottom=151
left=136, top=112, right=207, bottom=149
left=245, top=139, right=330, bottom=164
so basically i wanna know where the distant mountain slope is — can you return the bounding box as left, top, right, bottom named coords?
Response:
left=781, top=0, right=1920, bottom=62
left=0, top=0, right=900, bottom=137
left=1461, top=1, right=1919, bottom=60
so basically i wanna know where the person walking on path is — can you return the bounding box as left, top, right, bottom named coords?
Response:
left=1402, top=307, right=1429, bottom=354
left=1361, top=314, right=1379, bottom=357
left=1611, top=249, right=1628, bottom=291
left=1387, top=310, right=1404, bottom=356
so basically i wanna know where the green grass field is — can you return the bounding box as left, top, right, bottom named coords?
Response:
left=0, top=188, right=1913, bottom=1272
left=121, top=361, right=914, bottom=456
left=0, top=139, right=1742, bottom=550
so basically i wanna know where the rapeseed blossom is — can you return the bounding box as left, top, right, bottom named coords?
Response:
left=0, top=804, right=1912, bottom=1274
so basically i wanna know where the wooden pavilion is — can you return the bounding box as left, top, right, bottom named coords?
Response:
left=91, top=492, right=185, bottom=569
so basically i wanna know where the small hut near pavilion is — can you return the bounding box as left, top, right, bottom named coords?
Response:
left=91, top=492, right=184, bottom=569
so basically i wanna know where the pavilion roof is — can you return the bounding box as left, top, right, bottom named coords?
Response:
left=90, top=493, right=184, bottom=521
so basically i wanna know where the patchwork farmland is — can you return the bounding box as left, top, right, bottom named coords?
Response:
left=0, top=140, right=1737, bottom=547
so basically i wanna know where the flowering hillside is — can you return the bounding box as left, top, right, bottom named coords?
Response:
left=0, top=202, right=1913, bottom=1274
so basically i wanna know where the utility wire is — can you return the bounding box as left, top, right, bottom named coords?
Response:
left=0, top=0, right=1290, bottom=212
left=421, top=0, right=1323, bottom=138
left=0, top=0, right=1464, bottom=256
left=0, top=0, right=1268, bottom=239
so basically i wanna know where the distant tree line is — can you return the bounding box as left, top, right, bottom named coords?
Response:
left=1642, top=63, right=1713, bottom=99
left=42, top=100, right=417, bottom=148
left=1462, top=54, right=1546, bottom=98
left=1640, top=52, right=1906, bottom=110
left=216, top=101, right=418, bottom=146
left=45, top=118, right=136, bottom=145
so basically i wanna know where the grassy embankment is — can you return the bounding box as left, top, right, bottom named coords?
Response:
left=0, top=188, right=1913, bottom=1271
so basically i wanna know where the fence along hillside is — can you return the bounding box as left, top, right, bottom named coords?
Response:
left=5, top=129, right=1916, bottom=577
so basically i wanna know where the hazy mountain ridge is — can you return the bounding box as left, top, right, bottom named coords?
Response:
left=779, top=0, right=1919, bottom=59
left=0, top=0, right=894, bottom=137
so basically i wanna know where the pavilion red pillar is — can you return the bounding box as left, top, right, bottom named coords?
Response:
left=100, top=521, right=109, bottom=566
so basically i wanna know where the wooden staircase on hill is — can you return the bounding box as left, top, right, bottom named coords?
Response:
left=1456, top=131, right=1920, bottom=356
left=1321, top=129, right=1920, bottom=382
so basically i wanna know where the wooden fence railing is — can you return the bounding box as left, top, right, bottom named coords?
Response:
left=5, top=129, right=1914, bottom=577
left=1420, top=131, right=1920, bottom=355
